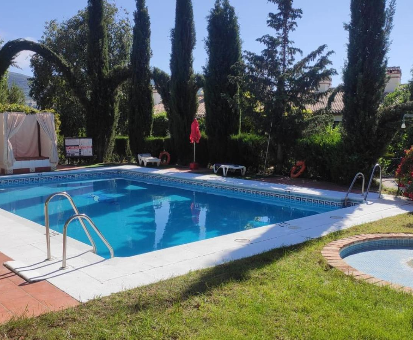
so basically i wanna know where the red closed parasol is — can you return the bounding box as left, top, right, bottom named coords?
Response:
left=190, top=119, right=201, bottom=168
left=190, top=119, right=201, bottom=144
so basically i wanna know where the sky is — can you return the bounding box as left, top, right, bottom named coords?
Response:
left=0, top=0, right=412, bottom=86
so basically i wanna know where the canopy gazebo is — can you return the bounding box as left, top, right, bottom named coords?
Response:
left=0, top=112, right=58, bottom=174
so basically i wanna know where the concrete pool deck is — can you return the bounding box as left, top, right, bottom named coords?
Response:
left=0, top=165, right=412, bottom=323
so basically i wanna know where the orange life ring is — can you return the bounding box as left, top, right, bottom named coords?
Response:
left=290, top=160, right=306, bottom=178
left=159, top=151, right=170, bottom=165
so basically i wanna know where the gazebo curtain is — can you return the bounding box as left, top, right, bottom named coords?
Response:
left=36, top=112, right=59, bottom=165
left=4, top=112, right=26, bottom=167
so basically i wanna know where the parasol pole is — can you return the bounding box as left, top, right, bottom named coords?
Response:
left=193, top=142, right=196, bottom=162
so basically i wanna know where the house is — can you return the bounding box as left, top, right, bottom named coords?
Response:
left=305, top=67, right=402, bottom=122
left=153, top=90, right=206, bottom=119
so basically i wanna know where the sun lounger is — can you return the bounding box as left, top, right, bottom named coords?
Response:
left=213, top=164, right=246, bottom=177
left=137, top=153, right=161, bottom=167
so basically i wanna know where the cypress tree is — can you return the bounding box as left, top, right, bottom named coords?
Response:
left=169, top=0, right=197, bottom=163
left=342, top=0, right=396, bottom=176
left=129, top=0, right=153, bottom=155
left=87, top=0, right=117, bottom=161
left=204, top=0, right=242, bottom=163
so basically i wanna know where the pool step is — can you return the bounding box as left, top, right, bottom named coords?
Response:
left=4, top=261, right=45, bottom=283
left=3, top=251, right=105, bottom=283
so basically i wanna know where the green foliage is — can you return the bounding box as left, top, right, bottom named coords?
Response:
left=382, top=84, right=410, bottom=108
left=86, top=0, right=118, bottom=161
left=129, top=0, right=153, bottom=155
left=152, top=67, right=171, bottom=118
left=143, top=136, right=173, bottom=161
left=379, top=85, right=412, bottom=175
left=341, top=0, right=396, bottom=179
left=395, top=146, right=413, bottom=198
left=204, top=0, right=242, bottom=163
left=227, top=133, right=267, bottom=169
left=0, top=103, right=38, bottom=113
left=29, top=0, right=132, bottom=158
left=7, top=82, right=25, bottom=105
left=242, top=0, right=336, bottom=172
left=296, top=126, right=345, bottom=182
left=169, top=0, right=198, bottom=163
left=151, top=112, right=169, bottom=137
left=410, top=69, right=413, bottom=101
left=0, top=71, right=26, bottom=105
left=0, top=73, right=7, bottom=103
left=113, top=135, right=131, bottom=162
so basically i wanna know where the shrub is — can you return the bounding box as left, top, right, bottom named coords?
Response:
left=144, top=136, right=173, bottom=160
left=151, top=112, right=169, bottom=137
left=296, top=126, right=346, bottom=182
left=227, top=133, right=267, bottom=170
left=113, top=136, right=131, bottom=162
left=395, top=146, right=413, bottom=199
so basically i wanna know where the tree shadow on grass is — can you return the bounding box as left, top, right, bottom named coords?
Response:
left=125, top=234, right=338, bottom=314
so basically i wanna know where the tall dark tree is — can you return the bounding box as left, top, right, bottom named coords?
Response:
left=204, top=0, right=242, bottom=163
left=342, top=0, right=396, bottom=176
left=30, top=4, right=131, bottom=137
left=243, top=0, right=335, bottom=171
left=129, top=0, right=153, bottom=155
left=0, top=0, right=131, bottom=162
left=86, top=0, right=118, bottom=161
left=169, top=0, right=198, bottom=163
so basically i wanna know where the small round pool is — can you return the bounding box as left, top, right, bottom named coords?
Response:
left=322, top=234, right=413, bottom=292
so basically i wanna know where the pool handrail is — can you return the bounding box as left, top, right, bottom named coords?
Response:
left=61, top=213, right=114, bottom=269
left=44, top=191, right=97, bottom=260
left=364, top=164, right=382, bottom=201
left=344, top=172, right=365, bottom=207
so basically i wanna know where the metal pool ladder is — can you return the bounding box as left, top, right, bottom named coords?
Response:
left=344, top=164, right=382, bottom=207
left=44, top=192, right=114, bottom=269
left=344, top=172, right=365, bottom=207
left=364, top=163, right=382, bottom=201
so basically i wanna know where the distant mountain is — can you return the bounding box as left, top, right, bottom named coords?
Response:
left=7, top=72, right=36, bottom=107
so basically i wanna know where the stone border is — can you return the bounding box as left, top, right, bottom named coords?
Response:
left=322, top=233, right=413, bottom=294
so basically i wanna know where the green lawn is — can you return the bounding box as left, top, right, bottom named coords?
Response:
left=2, top=213, right=413, bottom=339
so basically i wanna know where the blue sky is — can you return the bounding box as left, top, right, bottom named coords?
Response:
left=1, top=0, right=412, bottom=86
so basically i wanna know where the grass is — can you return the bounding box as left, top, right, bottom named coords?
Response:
left=2, top=214, right=413, bottom=339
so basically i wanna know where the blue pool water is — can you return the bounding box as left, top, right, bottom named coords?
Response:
left=341, top=239, right=413, bottom=289
left=0, top=176, right=337, bottom=258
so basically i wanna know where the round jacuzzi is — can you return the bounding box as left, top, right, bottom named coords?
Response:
left=322, top=234, right=413, bottom=292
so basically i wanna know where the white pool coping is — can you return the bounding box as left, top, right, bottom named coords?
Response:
left=1, top=165, right=412, bottom=302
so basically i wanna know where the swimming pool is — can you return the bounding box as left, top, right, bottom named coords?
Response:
left=0, top=169, right=345, bottom=258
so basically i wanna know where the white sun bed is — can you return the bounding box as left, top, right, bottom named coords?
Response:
left=137, top=153, right=161, bottom=167
left=213, top=163, right=246, bottom=177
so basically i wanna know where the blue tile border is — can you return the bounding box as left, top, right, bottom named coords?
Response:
left=0, top=169, right=359, bottom=209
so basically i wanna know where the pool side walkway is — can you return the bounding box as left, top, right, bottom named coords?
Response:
left=0, top=165, right=409, bottom=324
left=0, top=252, right=78, bottom=324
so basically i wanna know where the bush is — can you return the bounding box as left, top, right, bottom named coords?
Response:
left=227, top=133, right=267, bottom=169
left=395, top=146, right=413, bottom=199
left=296, top=126, right=347, bottom=182
left=151, top=112, right=169, bottom=137
left=143, top=136, right=173, bottom=160
left=113, top=136, right=130, bottom=162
